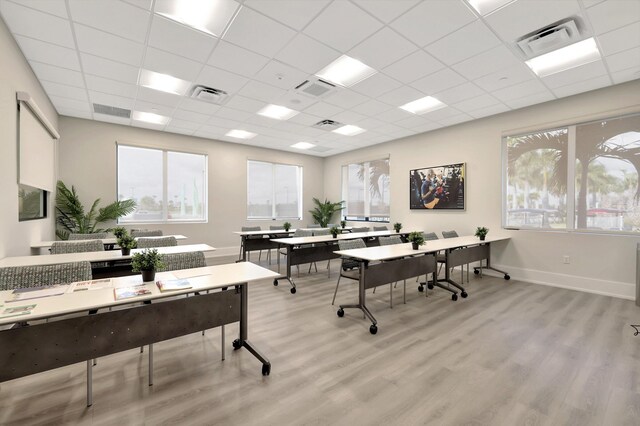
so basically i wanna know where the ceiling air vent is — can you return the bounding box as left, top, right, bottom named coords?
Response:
left=313, top=119, right=342, bottom=130
left=517, top=18, right=583, bottom=58
left=191, top=85, right=228, bottom=105
left=295, top=79, right=336, bottom=98
left=93, top=103, right=131, bottom=118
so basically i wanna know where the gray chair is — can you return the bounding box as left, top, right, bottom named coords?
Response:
left=137, top=236, right=177, bottom=248
left=159, top=251, right=206, bottom=272
left=312, top=229, right=330, bottom=236
left=373, top=226, right=389, bottom=231
left=68, top=233, right=108, bottom=240
left=51, top=240, right=105, bottom=254
left=424, top=232, right=439, bottom=241
left=378, top=235, right=406, bottom=306
left=351, top=227, right=370, bottom=233
left=240, top=226, right=269, bottom=262
left=332, top=238, right=366, bottom=305
left=0, top=261, right=92, bottom=290
left=442, top=230, right=469, bottom=284
left=278, top=229, right=313, bottom=275
left=131, top=230, right=163, bottom=237
left=306, top=224, right=321, bottom=228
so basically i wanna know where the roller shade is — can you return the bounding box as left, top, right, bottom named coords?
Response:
left=18, top=105, right=55, bottom=192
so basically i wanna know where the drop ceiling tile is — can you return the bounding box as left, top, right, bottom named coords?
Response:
left=390, top=0, right=476, bottom=47
left=136, top=86, right=182, bottom=107
left=410, top=68, right=467, bottom=94
left=452, top=93, right=501, bottom=113
left=30, top=62, right=84, bottom=87
left=93, top=113, right=130, bottom=125
left=148, top=15, right=217, bottom=63
left=412, top=121, right=443, bottom=133
left=144, top=47, right=202, bottom=81
left=352, top=0, right=420, bottom=23
left=132, top=120, right=166, bottom=131
left=597, top=21, right=640, bottom=57
left=587, top=0, right=640, bottom=35
left=605, top=46, right=640, bottom=72
left=223, top=6, right=297, bottom=57
left=382, top=50, right=445, bottom=84
left=196, top=65, right=249, bottom=94
left=356, top=117, right=388, bottom=130
left=472, top=64, right=535, bottom=92
left=224, top=95, right=265, bottom=114
left=468, top=103, right=511, bottom=119
left=68, top=0, right=150, bottom=43
left=15, top=35, right=80, bottom=70
left=0, top=1, right=74, bottom=47
left=57, top=108, right=92, bottom=120
left=215, top=106, right=253, bottom=122
left=244, top=114, right=280, bottom=128
left=166, top=119, right=201, bottom=131
left=611, top=67, right=640, bottom=84
left=238, top=80, right=287, bottom=103
left=380, top=85, right=427, bottom=107
left=11, top=0, right=68, bottom=18
left=453, top=45, right=523, bottom=81
left=88, top=91, right=135, bottom=109
left=350, top=72, right=403, bottom=98
left=133, top=100, right=174, bottom=116
left=437, top=113, right=474, bottom=127
left=542, top=60, right=608, bottom=88
left=50, top=95, right=90, bottom=112
left=122, top=0, right=152, bottom=10
left=349, top=27, right=418, bottom=70
left=304, top=1, right=383, bottom=51
left=41, top=81, right=87, bottom=102
left=85, top=74, right=136, bottom=98
left=172, top=108, right=210, bottom=124
left=492, top=79, right=550, bottom=102
left=373, top=122, right=408, bottom=136
left=74, top=24, right=144, bottom=66
left=503, top=91, right=555, bottom=109
left=483, top=0, right=582, bottom=42
left=208, top=40, right=270, bottom=78
left=165, top=126, right=196, bottom=136
left=414, top=106, right=462, bottom=121
left=425, top=20, right=501, bottom=66
left=80, top=53, right=139, bottom=84
left=394, top=115, right=432, bottom=129
left=375, top=107, right=415, bottom=123
left=332, top=109, right=368, bottom=125
left=323, top=89, right=369, bottom=109
left=243, top=0, right=330, bottom=31
left=195, top=124, right=227, bottom=137
left=355, top=99, right=394, bottom=116
left=552, top=75, right=611, bottom=98
left=433, top=82, right=485, bottom=105
left=178, top=98, right=221, bottom=115
left=583, top=0, right=606, bottom=7
left=253, top=60, right=308, bottom=90
left=275, top=33, right=340, bottom=74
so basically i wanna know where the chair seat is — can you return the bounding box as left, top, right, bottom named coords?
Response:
left=340, top=269, right=360, bottom=281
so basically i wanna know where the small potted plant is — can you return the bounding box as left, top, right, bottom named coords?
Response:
left=131, top=248, right=165, bottom=282
left=393, top=222, right=402, bottom=233
left=112, top=226, right=127, bottom=239
left=407, top=231, right=424, bottom=250
left=329, top=226, right=340, bottom=238
left=117, top=231, right=137, bottom=255
left=475, top=226, right=489, bottom=241
left=283, top=221, right=292, bottom=231
left=340, top=220, right=346, bottom=229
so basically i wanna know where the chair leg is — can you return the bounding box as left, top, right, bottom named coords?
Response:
left=221, top=325, right=225, bottom=361
left=389, top=283, right=393, bottom=308
left=403, top=280, right=406, bottom=304
left=86, top=360, right=92, bottom=407
left=332, top=275, right=342, bottom=305
left=148, top=343, right=153, bottom=386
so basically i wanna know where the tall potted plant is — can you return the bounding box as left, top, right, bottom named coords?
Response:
left=309, top=198, right=344, bottom=228
left=131, top=249, right=165, bottom=282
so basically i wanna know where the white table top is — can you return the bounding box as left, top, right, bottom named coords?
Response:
left=234, top=227, right=353, bottom=237
left=271, top=230, right=413, bottom=246
left=334, top=235, right=510, bottom=261
left=0, top=262, right=279, bottom=326
left=0, top=244, right=216, bottom=268
left=31, top=235, right=188, bottom=249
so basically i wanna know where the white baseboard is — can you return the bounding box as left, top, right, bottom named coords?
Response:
left=483, top=263, right=635, bottom=300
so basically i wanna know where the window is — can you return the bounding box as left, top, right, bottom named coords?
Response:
left=504, top=112, right=640, bottom=233
left=19, top=184, right=47, bottom=221
left=117, top=144, right=207, bottom=223
left=247, top=160, right=302, bottom=220
left=342, top=158, right=390, bottom=222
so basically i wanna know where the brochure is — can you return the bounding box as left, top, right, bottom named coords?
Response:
left=156, top=279, right=192, bottom=292
left=8, top=284, right=69, bottom=302
left=70, top=278, right=113, bottom=292
left=113, top=285, right=152, bottom=301
left=1, top=304, right=36, bottom=318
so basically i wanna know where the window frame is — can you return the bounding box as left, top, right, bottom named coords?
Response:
left=246, top=159, right=303, bottom=221
left=341, top=157, right=391, bottom=223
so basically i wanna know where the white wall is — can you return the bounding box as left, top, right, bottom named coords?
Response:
left=57, top=117, right=324, bottom=256
left=323, top=80, right=640, bottom=300
left=0, top=16, right=58, bottom=258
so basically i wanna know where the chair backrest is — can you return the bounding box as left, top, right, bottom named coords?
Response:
left=241, top=226, right=261, bottom=232
left=51, top=240, right=104, bottom=254
left=306, top=224, right=321, bottom=228
left=424, top=232, right=439, bottom=241
left=270, top=225, right=284, bottom=230
left=442, top=230, right=459, bottom=239
left=159, top=252, right=206, bottom=272
left=313, top=229, right=331, bottom=236
left=131, top=230, right=163, bottom=237
left=137, top=236, right=178, bottom=248
left=351, top=227, right=370, bottom=233
left=379, top=235, right=403, bottom=246
left=338, top=238, right=366, bottom=270
left=373, top=226, right=388, bottom=231
left=68, top=233, right=108, bottom=240
left=293, top=229, right=313, bottom=237
left=0, top=261, right=92, bottom=290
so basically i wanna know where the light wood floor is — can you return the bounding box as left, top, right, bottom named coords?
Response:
left=1, top=255, right=639, bottom=425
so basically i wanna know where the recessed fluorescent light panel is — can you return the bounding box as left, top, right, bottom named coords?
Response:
left=139, top=69, right=191, bottom=95
left=257, top=104, right=299, bottom=120
left=155, top=0, right=239, bottom=36
left=525, top=38, right=601, bottom=78
left=467, top=0, right=515, bottom=15
left=400, top=96, right=447, bottom=115
left=333, top=125, right=366, bottom=136
left=132, top=111, right=171, bottom=125
left=291, top=142, right=315, bottom=150
left=316, top=55, right=377, bottom=87
left=226, top=129, right=257, bottom=139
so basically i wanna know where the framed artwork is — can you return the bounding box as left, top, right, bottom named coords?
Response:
left=409, top=163, right=465, bottom=210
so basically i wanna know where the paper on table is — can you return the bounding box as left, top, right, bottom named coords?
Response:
left=8, top=284, right=69, bottom=302
left=69, top=278, right=113, bottom=292
left=156, top=279, right=192, bottom=292
left=1, top=304, right=36, bottom=318
left=114, top=285, right=152, bottom=301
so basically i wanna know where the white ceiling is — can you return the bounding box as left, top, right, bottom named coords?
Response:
left=1, top=0, right=639, bottom=157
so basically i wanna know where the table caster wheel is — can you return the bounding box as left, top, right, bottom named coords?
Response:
left=369, top=324, right=378, bottom=335
left=427, top=284, right=434, bottom=290
left=461, top=291, right=468, bottom=298
left=262, top=364, right=271, bottom=376
left=451, top=294, right=458, bottom=301
left=290, top=287, right=296, bottom=294
left=232, top=339, right=242, bottom=350
left=273, top=279, right=278, bottom=286
left=418, top=285, right=424, bottom=292
left=337, top=308, right=344, bottom=317
left=474, top=269, right=480, bottom=275
left=504, top=274, right=510, bottom=280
